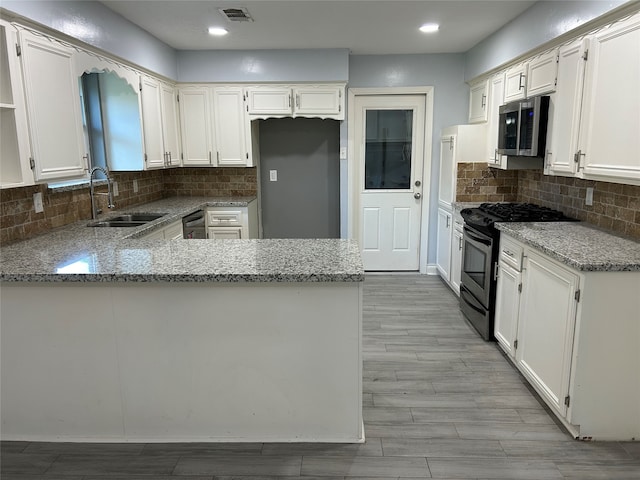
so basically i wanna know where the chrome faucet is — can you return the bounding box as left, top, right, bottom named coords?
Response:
left=89, top=166, right=115, bottom=219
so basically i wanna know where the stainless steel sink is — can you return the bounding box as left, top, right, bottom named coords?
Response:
left=87, top=212, right=166, bottom=227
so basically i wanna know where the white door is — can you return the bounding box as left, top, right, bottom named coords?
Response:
left=354, top=95, right=425, bottom=271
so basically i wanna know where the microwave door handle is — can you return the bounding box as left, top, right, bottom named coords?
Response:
left=464, top=227, right=492, bottom=247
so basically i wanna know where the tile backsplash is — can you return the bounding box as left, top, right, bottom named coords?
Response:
left=455, top=163, right=640, bottom=240
left=455, top=162, right=518, bottom=203
left=517, top=171, right=640, bottom=240
left=0, top=167, right=258, bottom=246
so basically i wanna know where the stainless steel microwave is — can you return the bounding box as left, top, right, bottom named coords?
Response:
left=497, top=95, right=550, bottom=157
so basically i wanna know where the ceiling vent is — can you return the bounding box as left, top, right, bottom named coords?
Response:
left=218, top=7, right=254, bottom=22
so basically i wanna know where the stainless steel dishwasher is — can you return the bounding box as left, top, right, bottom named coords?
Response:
left=182, top=210, right=206, bottom=239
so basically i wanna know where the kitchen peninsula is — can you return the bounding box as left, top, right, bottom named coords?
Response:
left=0, top=197, right=364, bottom=443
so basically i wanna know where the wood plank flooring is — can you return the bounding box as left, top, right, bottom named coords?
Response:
left=2, top=274, right=638, bottom=479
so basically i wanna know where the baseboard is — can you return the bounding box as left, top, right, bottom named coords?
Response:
left=425, top=264, right=439, bottom=275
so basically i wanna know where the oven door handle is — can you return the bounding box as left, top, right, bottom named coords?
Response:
left=463, top=226, right=492, bottom=247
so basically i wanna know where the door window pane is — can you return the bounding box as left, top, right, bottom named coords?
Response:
left=364, top=109, right=412, bottom=189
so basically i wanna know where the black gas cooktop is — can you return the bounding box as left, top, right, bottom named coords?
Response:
left=461, top=202, right=576, bottom=235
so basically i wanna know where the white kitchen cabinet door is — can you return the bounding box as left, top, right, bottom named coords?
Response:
left=516, top=249, right=579, bottom=417
left=503, top=64, right=527, bottom=103
left=436, top=208, right=452, bottom=282
left=546, top=40, right=587, bottom=176
left=19, top=31, right=86, bottom=181
left=207, top=227, right=242, bottom=239
left=527, top=49, right=558, bottom=97
left=139, top=76, right=166, bottom=169
left=246, top=86, right=291, bottom=115
left=293, top=85, right=343, bottom=119
left=163, top=220, right=184, bottom=240
left=438, top=134, right=456, bottom=207
left=579, top=14, right=640, bottom=183
left=213, top=87, right=252, bottom=167
left=494, top=261, right=521, bottom=359
left=160, top=82, right=181, bottom=167
left=468, top=79, right=489, bottom=123
left=178, top=86, right=214, bottom=166
left=486, top=74, right=506, bottom=167
left=0, top=22, right=33, bottom=188
left=450, top=222, right=463, bottom=295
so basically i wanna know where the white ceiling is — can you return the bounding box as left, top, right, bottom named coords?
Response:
left=100, top=0, right=537, bottom=54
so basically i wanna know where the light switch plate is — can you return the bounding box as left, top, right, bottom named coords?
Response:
left=340, top=147, right=347, bottom=159
left=133, top=179, right=139, bottom=193
left=33, top=192, right=43, bottom=213
left=269, top=170, right=278, bottom=182
left=112, top=181, right=119, bottom=197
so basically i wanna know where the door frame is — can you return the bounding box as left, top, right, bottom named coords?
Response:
left=347, top=87, right=434, bottom=274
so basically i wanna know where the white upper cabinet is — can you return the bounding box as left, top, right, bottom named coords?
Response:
left=293, top=85, right=342, bottom=117
left=160, top=82, right=181, bottom=167
left=503, top=64, right=528, bottom=103
left=245, top=84, right=345, bottom=120
left=526, top=49, right=559, bottom=97
left=486, top=74, right=506, bottom=167
left=0, top=21, right=33, bottom=189
left=213, top=86, right=252, bottom=167
left=578, top=14, right=640, bottom=183
left=178, top=86, right=214, bottom=166
left=139, top=76, right=165, bottom=169
left=503, top=50, right=558, bottom=104
left=19, top=30, right=86, bottom=182
left=140, top=76, right=180, bottom=169
left=246, top=86, right=291, bottom=116
left=546, top=39, right=587, bottom=176
left=468, top=79, right=489, bottom=123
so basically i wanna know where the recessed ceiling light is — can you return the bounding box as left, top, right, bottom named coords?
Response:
left=419, top=23, right=439, bottom=33
left=208, top=27, right=228, bottom=36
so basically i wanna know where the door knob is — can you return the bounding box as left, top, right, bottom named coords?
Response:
left=414, top=192, right=422, bottom=199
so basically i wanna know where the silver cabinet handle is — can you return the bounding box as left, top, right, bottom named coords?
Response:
left=288, top=95, right=291, bottom=108
left=503, top=250, right=514, bottom=257
left=296, top=94, right=300, bottom=108
left=209, top=151, right=212, bottom=165
left=446, top=215, right=450, bottom=227
left=481, top=94, right=486, bottom=108
left=414, top=192, right=421, bottom=200
left=458, top=236, right=463, bottom=250
left=519, top=73, right=525, bottom=90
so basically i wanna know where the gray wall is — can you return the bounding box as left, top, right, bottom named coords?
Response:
left=177, top=49, right=349, bottom=83
left=1, top=0, right=177, bottom=78
left=464, top=0, right=630, bottom=80
left=348, top=54, right=469, bottom=263
left=259, top=118, right=340, bottom=239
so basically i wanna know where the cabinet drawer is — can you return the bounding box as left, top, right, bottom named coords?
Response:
left=500, top=236, right=524, bottom=271
left=207, top=209, right=243, bottom=226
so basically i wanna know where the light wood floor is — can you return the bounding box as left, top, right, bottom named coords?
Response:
left=2, top=274, right=639, bottom=479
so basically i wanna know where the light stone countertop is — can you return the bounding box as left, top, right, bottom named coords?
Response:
left=0, top=197, right=364, bottom=283
left=496, top=222, right=640, bottom=272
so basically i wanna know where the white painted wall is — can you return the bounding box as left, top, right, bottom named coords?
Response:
left=1, top=0, right=177, bottom=78
left=177, top=49, right=349, bottom=83
left=464, top=0, right=630, bottom=81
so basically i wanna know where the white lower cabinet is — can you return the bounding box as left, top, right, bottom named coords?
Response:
left=516, top=249, right=579, bottom=417
left=435, top=208, right=452, bottom=282
left=496, top=233, right=640, bottom=440
left=206, top=202, right=258, bottom=239
left=450, top=220, right=463, bottom=295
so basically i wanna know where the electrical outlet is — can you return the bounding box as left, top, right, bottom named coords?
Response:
left=33, top=192, right=44, bottom=213
left=269, top=170, right=278, bottom=182
left=133, top=179, right=139, bottom=193
left=112, top=181, right=119, bottom=197
left=585, top=187, right=594, bottom=206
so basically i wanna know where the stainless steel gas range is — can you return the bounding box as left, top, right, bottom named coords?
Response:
left=459, top=202, right=576, bottom=341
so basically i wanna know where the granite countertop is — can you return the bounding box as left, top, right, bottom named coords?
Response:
left=496, top=222, right=640, bottom=272
left=0, top=197, right=364, bottom=283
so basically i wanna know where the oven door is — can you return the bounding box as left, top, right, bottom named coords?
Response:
left=460, top=225, right=494, bottom=309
